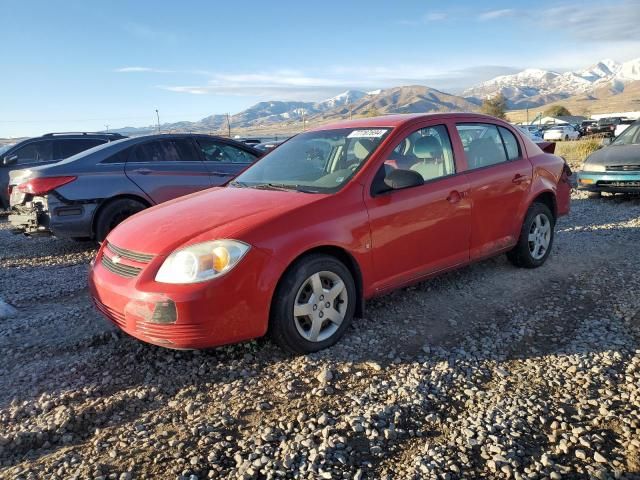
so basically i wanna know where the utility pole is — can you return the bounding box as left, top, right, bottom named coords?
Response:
left=155, top=109, right=161, bottom=133
left=104, top=124, right=109, bottom=132
left=302, top=110, right=306, bottom=131
left=349, top=106, right=353, bottom=121
left=226, top=113, right=231, bottom=138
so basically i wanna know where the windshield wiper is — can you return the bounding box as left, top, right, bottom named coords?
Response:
left=249, top=183, right=321, bottom=193
left=228, top=180, right=249, bottom=188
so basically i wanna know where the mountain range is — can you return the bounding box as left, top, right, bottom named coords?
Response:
left=112, top=57, right=640, bottom=135
left=463, top=58, right=640, bottom=108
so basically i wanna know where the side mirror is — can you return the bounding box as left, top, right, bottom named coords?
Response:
left=372, top=167, right=424, bottom=195
left=603, top=137, right=614, bottom=146
left=1, top=154, right=18, bottom=166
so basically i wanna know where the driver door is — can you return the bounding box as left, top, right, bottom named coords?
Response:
left=364, top=122, right=471, bottom=292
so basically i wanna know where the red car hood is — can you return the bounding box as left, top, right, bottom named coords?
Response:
left=106, top=187, right=326, bottom=255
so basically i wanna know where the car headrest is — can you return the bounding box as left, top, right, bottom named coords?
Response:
left=353, top=139, right=375, bottom=161
left=413, top=135, right=443, bottom=160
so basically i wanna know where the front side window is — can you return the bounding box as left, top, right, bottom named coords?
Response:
left=12, top=141, right=53, bottom=163
left=232, top=128, right=391, bottom=192
left=197, top=138, right=256, bottom=163
left=385, top=124, right=455, bottom=182
left=456, top=123, right=509, bottom=169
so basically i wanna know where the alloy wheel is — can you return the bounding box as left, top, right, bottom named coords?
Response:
left=293, top=271, right=348, bottom=342
left=528, top=213, right=551, bottom=260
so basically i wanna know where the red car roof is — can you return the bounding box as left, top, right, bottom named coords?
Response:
left=309, top=112, right=503, bottom=131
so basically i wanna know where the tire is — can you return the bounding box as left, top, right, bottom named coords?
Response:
left=587, top=191, right=602, bottom=199
left=95, top=198, right=146, bottom=242
left=564, top=135, right=569, bottom=141
left=270, top=254, right=356, bottom=354
left=507, top=203, right=555, bottom=269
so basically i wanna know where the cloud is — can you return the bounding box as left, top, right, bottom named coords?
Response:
left=425, top=12, right=447, bottom=22
left=158, top=64, right=521, bottom=100
left=478, top=9, right=515, bottom=21
left=537, top=1, right=640, bottom=42
left=122, top=22, right=177, bottom=43
left=115, top=67, right=173, bottom=73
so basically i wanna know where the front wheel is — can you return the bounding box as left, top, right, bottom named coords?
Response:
left=270, top=254, right=356, bottom=354
left=507, top=203, right=555, bottom=268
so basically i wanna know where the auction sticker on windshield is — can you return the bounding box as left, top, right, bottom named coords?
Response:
left=347, top=129, right=388, bottom=138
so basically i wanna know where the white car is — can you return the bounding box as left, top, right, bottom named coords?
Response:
left=543, top=125, right=579, bottom=141
left=517, top=126, right=543, bottom=142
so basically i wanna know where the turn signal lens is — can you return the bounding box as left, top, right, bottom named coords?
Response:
left=579, top=178, right=595, bottom=185
left=212, top=246, right=231, bottom=272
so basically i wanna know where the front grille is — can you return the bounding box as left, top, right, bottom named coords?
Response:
left=101, top=255, right=142, bottom=278
left=93, top=298, right=126, bottom=327
left=606, top=165, right=640, bottom=172
left=106, top=242, right=154, bottom=263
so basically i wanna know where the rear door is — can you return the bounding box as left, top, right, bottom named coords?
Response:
left=125, top=137, right=211, bottom=204
left=195, top=137, right=259, bottom=185
left=454, top=122, right=532, bottom=260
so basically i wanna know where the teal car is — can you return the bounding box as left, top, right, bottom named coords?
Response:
left=578, top=119, right=640, bottom=198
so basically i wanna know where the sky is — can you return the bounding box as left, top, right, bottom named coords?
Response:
left=1, top=0, right=640, bottom=137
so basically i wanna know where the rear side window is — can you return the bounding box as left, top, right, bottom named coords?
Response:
left=132, top=140, right=180, bottom=162
left=498, top=127, right=521, bottom=160
left=172, top=138, right=201, bottom=161
left=456, top=123, right=514, bottom=169
left=102, top=147, right=132, bottom=164
left=12, top=141, right=53, bottom=164
left=53, top=139, right=105, bottom=159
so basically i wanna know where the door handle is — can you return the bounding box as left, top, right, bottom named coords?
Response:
left=512, top=174, right=530, bottom=184
left=446, top=190, right=463, bottom=203
left=209, top=171, right=229, bottom=176
left=133, top=168, right=152, bottom=175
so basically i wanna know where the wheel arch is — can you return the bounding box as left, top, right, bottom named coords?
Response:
left=271, top=245, right=365, bottom=319
left=91, top=194, right=152, bottom=238
left=531, top=190, right=557, bottom=220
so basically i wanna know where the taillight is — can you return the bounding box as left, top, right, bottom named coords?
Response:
left=17, top=176, right=77, bottom=196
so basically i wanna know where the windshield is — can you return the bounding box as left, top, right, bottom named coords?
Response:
left=0, top=144, right=15, bottom=155
left=598, top=118, right=616, bottom=125
left=232, top=128, right=391, bottom=192
left=611, top=122, right=640, bottom=146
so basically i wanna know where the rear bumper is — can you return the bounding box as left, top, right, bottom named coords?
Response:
left=577, top=172, right=640, bottom=193
left=9, top=195, right=97, bottom=238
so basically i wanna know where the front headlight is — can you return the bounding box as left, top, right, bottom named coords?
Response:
left=155, top=240, right=250, bottom=284
left=582, top=163, right=605, bottom=172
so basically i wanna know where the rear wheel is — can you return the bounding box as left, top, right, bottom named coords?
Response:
left=95, top=198, right=146, bottom=242
left=270, top=254, right=356, bottom=354
left=507, top=203, right=555, bottom=268
left=564, top=135, right=569, bottom=141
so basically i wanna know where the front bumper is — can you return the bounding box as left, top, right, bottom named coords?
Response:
left=89, top=242, right=276, bottom=349
left=576, top=171, right=640, bottom=193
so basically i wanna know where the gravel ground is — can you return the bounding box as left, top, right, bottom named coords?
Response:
left=1, top=191, right=639, bottom=480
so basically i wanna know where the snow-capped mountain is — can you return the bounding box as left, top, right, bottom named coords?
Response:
left=464, top=58, right=640, bottom=107
left=317, top=90, right=367, bottom=109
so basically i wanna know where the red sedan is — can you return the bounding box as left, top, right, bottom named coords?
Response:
left=89, top=113, right=571, bottom=353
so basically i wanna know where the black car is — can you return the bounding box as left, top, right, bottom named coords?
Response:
left=578, top=120, right=597, bottom=137
left=0, top=132, right=126, bottom=209
left=9, top=134, right=262, bottom=241
left=587, top=117, right=624, bottom=137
